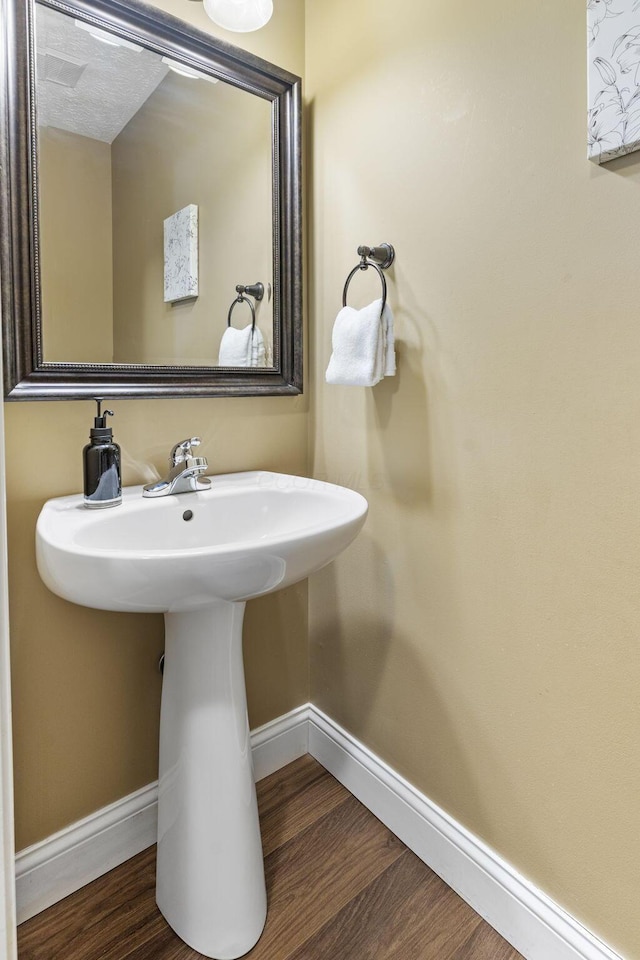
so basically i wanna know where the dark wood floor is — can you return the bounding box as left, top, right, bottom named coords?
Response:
left=17, top=756, right=524, bottom=959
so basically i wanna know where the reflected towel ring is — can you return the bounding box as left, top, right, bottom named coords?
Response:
left=342, top=259, right=388, bottom=316
left=227, top=293, right=256, bottom=331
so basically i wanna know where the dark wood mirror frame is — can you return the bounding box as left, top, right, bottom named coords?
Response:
left=0, top=0, right=302, bottom=400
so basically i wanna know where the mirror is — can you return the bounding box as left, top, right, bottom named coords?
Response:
left=0, top=0, right=302, bottom=399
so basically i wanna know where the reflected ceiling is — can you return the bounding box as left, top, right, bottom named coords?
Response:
left=36, top=5, right=168, bottom=141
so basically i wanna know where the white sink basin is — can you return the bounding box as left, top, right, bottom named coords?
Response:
left=35, top=470, right=367, bottom=960
left=36, top=470, right=368, bottom=612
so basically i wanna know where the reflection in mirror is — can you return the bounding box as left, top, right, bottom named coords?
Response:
left=0, top=0, right=301, bottom=399
left=36, top=3, right=274, bottom=368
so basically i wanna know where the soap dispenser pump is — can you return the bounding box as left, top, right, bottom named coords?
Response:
left=83, top=398, right=122, bottom=509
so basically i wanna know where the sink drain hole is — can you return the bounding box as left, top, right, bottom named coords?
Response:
left=182, top=510, right=193, bottom=521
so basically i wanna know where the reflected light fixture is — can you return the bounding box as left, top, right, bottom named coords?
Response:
left=161, top=56, right=219, bottom=81
left=201, top=0, right=273, bottom=33
left=74, top=20, right=143, bottom=50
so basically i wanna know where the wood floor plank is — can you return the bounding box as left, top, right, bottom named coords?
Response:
left=374, top=857, right=522, bottom=960
left=256, top=754, right=328, bottom=815
left=17, top=846, right=161, bottom=960
left=257, top=755, right=349, bottom=855
left=20, top=854, right=165, bottom=959
left=284, top=849, right=441, bottom=960
left=118, top=925, right=192, bottom=960
left=284, top=848, right=512, bottom=960
left=449, top=919, right=524, bottom=960
left=244, top=794, right=405, bottom=959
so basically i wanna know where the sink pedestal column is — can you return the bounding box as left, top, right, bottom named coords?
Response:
left=156, top=601, right=267, bottom=960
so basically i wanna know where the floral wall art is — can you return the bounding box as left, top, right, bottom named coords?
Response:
left=163, top=203, right=199, bottom=302
left=588, top=0, right=640, bottom=162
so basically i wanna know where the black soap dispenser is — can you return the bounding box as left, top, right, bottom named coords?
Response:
left=83, top=398, right=122, bottom=509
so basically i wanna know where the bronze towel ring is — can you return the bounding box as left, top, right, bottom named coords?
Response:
left=342, top=243, right=395, bottom=316
left=227, top=283, right=264, bottom=331
left=227, top=294, right=256, bottom=331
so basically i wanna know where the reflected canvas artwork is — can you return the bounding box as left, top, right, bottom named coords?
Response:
left=164, top=203, right=199, bottom=302
left=588, top=0, right=640, bottom=162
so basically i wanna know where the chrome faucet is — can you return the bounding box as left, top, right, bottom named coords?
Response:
left=142, top=437, right=212, bottom=498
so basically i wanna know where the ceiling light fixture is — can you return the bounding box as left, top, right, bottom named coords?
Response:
left=200, top=0, right=273, bottom=33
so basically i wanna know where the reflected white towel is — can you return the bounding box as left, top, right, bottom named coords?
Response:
left=218, top=325, right=253, bottom=366
left=218, top=325, right=267, bottom=367
left=325, top=298, right=396, bottom=386
left=251, top=327, right=266, bottom=367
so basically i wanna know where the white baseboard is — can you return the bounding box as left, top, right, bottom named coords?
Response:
left=15, top=702, right=624, bottom=960
left=15, top=704, right=309, bottom=925
left=251, top=703, right=309, bottom=781
left=15, top=782, right=158, bottom=925
left=307, top=706, right=624, bottom=960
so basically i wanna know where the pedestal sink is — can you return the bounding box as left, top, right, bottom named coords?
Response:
left=36, top=471, right=368, bottom=959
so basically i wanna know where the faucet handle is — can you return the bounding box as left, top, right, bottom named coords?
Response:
left=170, top=437, right=201, bottom=465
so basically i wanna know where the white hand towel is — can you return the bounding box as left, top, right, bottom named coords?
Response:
left=218, top=325, right=253, bottom=366
left=383, top=302, right=396, bottom=377
left=325, top=298, right=396, bottom=386
left=250, top=327, right=266, bottom=367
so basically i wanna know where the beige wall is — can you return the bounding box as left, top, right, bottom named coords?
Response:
left=307, top=1, right=640, bottom=957
left=111, top=75, right=273, bottom=365
left=38, top=128, right=113, bottom=363
left=6, top=0, right=307, bottom=852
